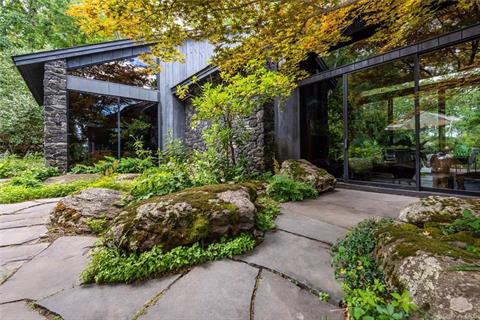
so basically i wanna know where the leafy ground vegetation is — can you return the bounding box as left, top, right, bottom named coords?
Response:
left=82, top=233, right=256, bottom=283
left=331, top=219, right=417, bottom=320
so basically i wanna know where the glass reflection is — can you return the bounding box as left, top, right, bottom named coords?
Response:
left=68, top=92, right=158, bottom=166
left=419, top=40, right=480, bottom=192
left=68, top=91, right=118, bottom=165
left=300, top=78, right=344, bottom=178
left=348, top=59, right=416, bottom=186
left=68, top=57, right=156, bottom=89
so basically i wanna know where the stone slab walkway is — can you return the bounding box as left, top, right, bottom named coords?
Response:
left=0, top=189, right=418, bottom=320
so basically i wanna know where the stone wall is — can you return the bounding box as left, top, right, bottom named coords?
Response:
left=43, top=60, right=68, bottom=172
left=184, top=101, right=274, bottom=172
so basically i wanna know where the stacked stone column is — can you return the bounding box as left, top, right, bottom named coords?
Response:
left=43, top=59, right=68, bottom=172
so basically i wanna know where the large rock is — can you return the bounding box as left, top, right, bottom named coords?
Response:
left=107, top=184, right=257, bottom=252
left=399, top=196, right=480, bottom=225
left=49, top=188, right=124, bottom=235
left=374, top=222, right=480, bottom=320
left=280, top=159, right=336, bottom=192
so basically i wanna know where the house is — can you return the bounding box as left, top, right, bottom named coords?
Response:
left=12, top=22, right=480, bottom=196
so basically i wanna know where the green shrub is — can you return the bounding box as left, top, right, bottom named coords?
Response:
left=331, top=219, right=386, bottom=289
left=266, top=174, right=318, bottom=202
left=0, top=175, right=131, bottom=204
left=10, top=166, right=59, bottom=187
left=130, top=162, right=192, bottom=200
left=0, top=154, right=46, bottom=178
left=82, top=233, right=257, bottom=284
left=85, top=217, right=108, bottom=234
left=71, top=156, right=155, bottom=175
left=255, top=196, right=280, bottom=231
left=331, top=219, right=416, bottom=320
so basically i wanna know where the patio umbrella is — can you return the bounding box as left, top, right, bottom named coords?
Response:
left=385, top=111, right=461, bottom=131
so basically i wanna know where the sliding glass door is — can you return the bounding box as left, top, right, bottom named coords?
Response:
left=419, top=40, right=480, bottom=192
left=347, top=59, right=416, bottom=187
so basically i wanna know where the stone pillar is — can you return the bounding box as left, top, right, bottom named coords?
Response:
left=43, top=59, right=68, bottom=172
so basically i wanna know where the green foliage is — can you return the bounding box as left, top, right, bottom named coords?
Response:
left=452, top=143, right=471, bottom=159
left=85, top=217, right=108, bottom=234
left=347, top=284, right=415, bottom=320
left=179, top=60, right=295, bottom=172
left=71, top=156, right=155, bottom=175
left=442, top=210, right=480, bottom=236
left=331, top=219, right=386, bottom=289
left=255, top=196, right=280, bottom=231
left=10, top=166, right=59, bottom=187
left=158, top=134, right=187, bottom=164
left=0, top=154, right=45, bottom=178
left=318, top=292, right=330, bottom=302
left=130, top=162, right=192, bottom=200
left=266, top=174, right=318, bottom=202
left=0, top=175, right=131, bottom=204
left=331, top=219, right=416, bottom=320
left=81, top=233, right=257, bottom=284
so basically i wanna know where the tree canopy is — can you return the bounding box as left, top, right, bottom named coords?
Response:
left=0, top=0, right=105, bottom=155
left=68, top=0, right=478, bottom=78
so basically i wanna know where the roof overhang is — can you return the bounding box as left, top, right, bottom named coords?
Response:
left=12, top=39, right=152, bottom=105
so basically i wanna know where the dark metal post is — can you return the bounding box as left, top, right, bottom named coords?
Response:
left=414, top=54, right=421, bottom=191
left=342, top=74, right=349, bottom=181
left=117, top=97, right=121, bottom=159
left=156, top=57, right=163, bottom=155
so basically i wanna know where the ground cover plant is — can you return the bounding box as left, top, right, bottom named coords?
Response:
left=331, top=219, right=416, bottom=320
left=255, top=196, right=281, bottom=231
left=82, top=233, right=256, bottom=284
left=266, top=174, right=318, bottom=202
left=0, top=175, right=132, bottom=204
left=0, top=154, right=51, bottom=179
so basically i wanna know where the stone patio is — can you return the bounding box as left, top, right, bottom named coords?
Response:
left=0, top=189, right=418, bottom=320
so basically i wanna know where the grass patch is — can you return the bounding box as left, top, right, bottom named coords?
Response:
left=0, top=175, right=132, bottom=204
left=82, top=233, right=256, bottom=284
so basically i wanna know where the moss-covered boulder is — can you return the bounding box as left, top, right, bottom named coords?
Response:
left=106, top=184, right=257, bottom=252
left=50, top=188, right=124, bottom=235
left=374, top=222, right=480, bottom=320
left=399, top=196, right=480, bottom=225
left=280, top=159, right=336, bottom=192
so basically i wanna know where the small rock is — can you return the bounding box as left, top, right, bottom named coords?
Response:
left=116, top=173, right=140, bottom=182
left=280, top=159, right=336, bottom=193
left=44, top=173, right=100, bottom=185
left=49, top=188, right=124, bottom=235
left=450, top=297, right=473, bottom=314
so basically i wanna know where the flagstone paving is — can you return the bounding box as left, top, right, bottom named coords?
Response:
left=0, top=189, right=418, bottom=320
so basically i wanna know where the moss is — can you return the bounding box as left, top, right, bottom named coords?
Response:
left=188, top=215, right=210, bottom=242
left=377, top=223, right=479, bottom=262
left=441, top=231, right=480, bottom=247
left=288, top=160, right=308, bottom=179
left=110, top=183, right=257, bottom=251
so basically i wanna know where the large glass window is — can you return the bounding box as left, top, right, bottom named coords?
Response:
left=120, top=99, right=158, bottom=157
left=68, top=91, right=158, bottom=166
left=419, top=40, right=480, bottom=192
left=347, top=59, right=416, bottom=186
left=68, top=92, right=118, bottom=165
left=68, top=57, right=156, bottom=89
left=300, top=78, right=344, bottom=178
